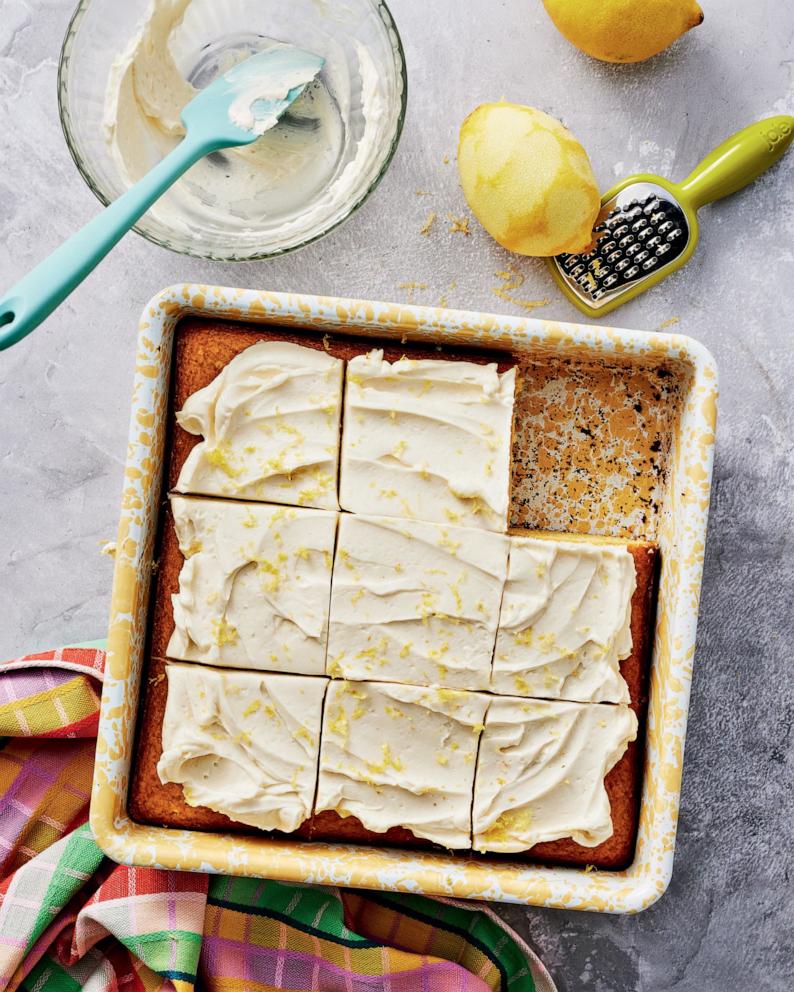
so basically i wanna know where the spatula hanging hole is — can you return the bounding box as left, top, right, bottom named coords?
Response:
left=0, top=310, right=14, bottom=328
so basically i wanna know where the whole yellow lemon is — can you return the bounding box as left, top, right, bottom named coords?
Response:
left=458, top=103, right=600, bottom=257
left=542, top=0, right=704, bottom=63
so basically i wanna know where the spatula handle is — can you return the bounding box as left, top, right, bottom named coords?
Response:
left=0, top=134, right=212, bottom=352
left=676, top=115, right=794, bottom=212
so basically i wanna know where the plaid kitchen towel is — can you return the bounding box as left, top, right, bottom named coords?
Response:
left=0, top=646, right=556, bottom=992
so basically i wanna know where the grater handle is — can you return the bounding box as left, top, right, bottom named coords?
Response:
left=676, top=115, right=794, bottom=211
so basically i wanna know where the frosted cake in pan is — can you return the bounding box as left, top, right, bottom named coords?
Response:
left=131, top=322, right=659, bottom=870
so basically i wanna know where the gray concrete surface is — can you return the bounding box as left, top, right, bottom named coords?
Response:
left=1, top=0, right=792, bottom=988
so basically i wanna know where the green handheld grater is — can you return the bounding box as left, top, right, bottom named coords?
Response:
left=548, top=115, right=794, bottom=318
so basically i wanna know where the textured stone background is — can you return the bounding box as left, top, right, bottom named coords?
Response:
left=0, top=1, right=792, bottom=989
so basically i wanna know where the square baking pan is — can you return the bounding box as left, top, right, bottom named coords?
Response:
left=92, top=285, right=717, bottom=913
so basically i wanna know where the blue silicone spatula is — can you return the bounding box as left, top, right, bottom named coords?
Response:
left=0, top=45, right=324, bottom=351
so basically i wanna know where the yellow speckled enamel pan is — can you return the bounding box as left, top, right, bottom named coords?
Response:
left=92, top=285, right=717, bottom=913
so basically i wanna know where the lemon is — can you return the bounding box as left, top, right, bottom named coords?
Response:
left=542, top=0, right=703, bottom=63
left=458, top=103, right=600, bottom=257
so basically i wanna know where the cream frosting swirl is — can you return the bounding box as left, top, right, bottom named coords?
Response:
left=315, top=681, right=488, bottom=848
left=157, top=663, right=327, bottom=832
left=492, top=537, right=635, bottom=702
left=167, top=496, right=337, bottom=675
left=327, top=514, right=509, bottom=690
left=103, top=0, right=392, bottom=248
left=339, top=350, right=516, bottom=531
left=472, top=697, right=637, bottom=852
left=175, top=341, right=344, bottom=510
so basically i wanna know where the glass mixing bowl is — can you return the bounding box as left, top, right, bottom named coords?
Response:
left=58, top=0, right=406, bottom=260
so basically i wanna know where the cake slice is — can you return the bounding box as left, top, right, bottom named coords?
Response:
left=339, top=350, right=516, bottom=531
left=157, top=663, right=328, bottom=833
left=326, top=514, right=509, bottom=690
left=165, top=495, right=337, bottom=675
left=472, top=696, right=637, bottom=854
left=314, top=681, right=489, bottom=849
left=174, top=340, right=344, bottom=510
left=492, top=535, right=639, bottom=702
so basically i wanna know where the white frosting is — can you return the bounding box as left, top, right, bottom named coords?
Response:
left=491, top=537, right=636, bottom=703
left=103, top=0, right=391, bottom=247
left=224, top=52, right=322, bottom=136
left=472, top=697, right=637, bottom=852
left=108, top=0, right=194, bottom=138
left=316, top=681, right=488, bottom=848
left=327, top=514, right=509, bottom=690
left=157, top=663, right=327, bottom=831
left=167, top=496, right=337, bottom=675
left=340, top=351, right=516, bottom=532
left=175, top=341, right=343, bottom=510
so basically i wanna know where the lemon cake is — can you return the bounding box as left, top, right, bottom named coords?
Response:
left=314, top=680, right=489, bottom=849
left=157, top=662, right=328, bottom=832
left=472, top=696, right=637, bottom=853
left=492, top=535, right=637, bottom=701
left=129, top=317, right=661, bottom=870
left=164, top=495, right=338, bottom=675
left=339, top=350, right=517, bottom=531
left=326, top=514, right=509, bottom=690
left=174, top=340, right=344, bottom=510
